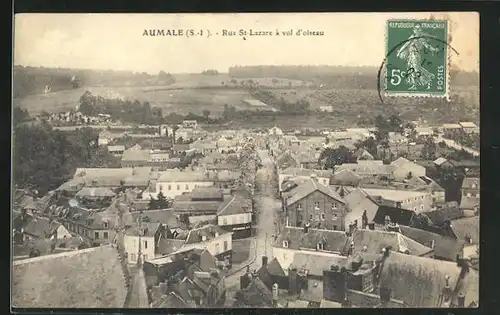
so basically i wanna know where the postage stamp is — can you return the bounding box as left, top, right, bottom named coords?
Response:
left=385, top=19, right=449, bottom=99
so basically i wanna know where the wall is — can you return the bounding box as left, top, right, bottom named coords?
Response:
left=123, top=235, right=155, bottom=264
left=153, top=181, right=214, bottom=199
left=272, top=246, right=345, bottom=273
left=218, top=213, right=252, bottom=226
left=400, top=192, right=433, bottom=213
left=286, top=190, right=346, bottom=231
left=56, top=225, right=72, bottom=239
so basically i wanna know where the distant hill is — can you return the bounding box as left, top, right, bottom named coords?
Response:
left=228, top=65, right=479, bottom=89
left=13, top=66, right=175, bottom=98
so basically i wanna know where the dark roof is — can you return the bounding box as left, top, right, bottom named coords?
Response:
left=190, top=187, right=224, bottom=201
left=424, top=204, right=464, bottom=226
left=131, top=209, right=187, bottom=230
left=266, top=257, right=286, bottom=276
left=399, top=225, right=465, bottom=261
left=372, top=205, right=415, bottom=226
left=21, top=215, right=62, bottom=239
left=291, top=253, right=347, bottom=277
left=330, top=169, right=362, bottom=186
left=157, top=238, right=186, bottom=256
left=240, top=277, right=273, bottom=307
left=172, top=200, right=223, bottom=213
left=450, top=216, right=479, bottom=244
left=124, top=222, right=161, bottom=237
left=273, top=227, right=348, bottom=253
left=152, top=292, right=194, bottom=307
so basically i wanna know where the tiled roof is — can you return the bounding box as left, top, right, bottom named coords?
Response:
left=22, top=216, right=61, bottom=238
left=240, top=277, right=273, bottom=306
left=399, top=225, right=465, bottom=261
left=189, top=187, right=224, bottom=201
left=273, top=226, right=348, bottom=253
left=372, top=205, right=415, bottom=226
left=336, top=162, right=394, bottom=176
left=185, top=225, right=230, bottom=244
left=217, top=195, right=252, bottom=216
left=359, top=188, right=429, bottom=202
left=266, top=257, right=286, bottom=276
left=330, top=169, right=362, bottom=186
left=280, top=167, right=332, bottom=178
left=286, top=179, right=344, bottom=207
left=12, top=245, right=127, bottom=308
left=424, top=205, right=464, bottom=226
left=76, top=187, right=116, bottom=198
left=124, top=222, right=161, bottom=237
left=379, top=251, right=478, bottom=307
left=291, top=253, right=347, bottom=277
left=157, top=170, right=211, bottom=183
left=172, top=200, right=223, bottom=213
left=433, top=157, right=449, bottom=166
left=352, top=229, right=433, bottom=256
left=131, top=209, right=187, bottom=230
left=450, top=216, right=479, bottom=244
left=121, top=149, right=151, bottom=162
left=461, top=177, right=480, bottom=190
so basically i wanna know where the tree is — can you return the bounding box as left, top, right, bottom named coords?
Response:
left=202, top=109, right=211, bottom=122
left=421, top=137, right=437, bottom=160
left=13, top=107, right=30, bottom=125
left=319, top=146, right=355, bottom=169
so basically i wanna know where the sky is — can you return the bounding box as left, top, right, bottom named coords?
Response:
left=14, top=12, right=479, bottom=74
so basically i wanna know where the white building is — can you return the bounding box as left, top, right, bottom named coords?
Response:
left=144, top=170, right=214, bottom=200
left=179, top=225, right=233, bottom=263
left=123, top=222, right=165, bottom=264
left=217, top=195, right=253, bottom=238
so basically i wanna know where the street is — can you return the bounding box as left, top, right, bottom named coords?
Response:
left=127, top=266, right=150, bottom=308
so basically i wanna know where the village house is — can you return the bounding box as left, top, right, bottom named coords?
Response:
left=145, top=248, right=226, bottom=307
left=107, top=145, right=125, bottom=155
left=217, top=194, right=253, bottom=239
left=278, top=167, right=332, bottom=191
left=171, top=187, right=226, bottom=224
left=189, top=139, right=217, bottom=155
left=283, top=178, right=347, bottom=231
left=345, top=187, right=433, bottom=213
left=121, top=148, right=151, bottom=168
left=460, top=177, right=480, bottom=212
left=13, top=211, right=72, bottom=244
left=390, top=157, right=426, bottom=181
left=335, top=161, right=395, bottom=180
left=275, top=151, right=300, bottom=170
left=144, top=170, right=214, bottom=200
left=458, top=122, right=479, bottom=134
left=353, top=148, right=374, bottom=161
left=441, top=123, right=463, bottom=137
left=123, top=222, right=172, bottom=264
left=182, top=120, right=198, bottom=129
left=216, top=136, right=241, bottom=153
left=330, top=169, right=362, bottom=187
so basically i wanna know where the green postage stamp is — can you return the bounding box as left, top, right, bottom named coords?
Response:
left=385, top=19, right=449, bottom=99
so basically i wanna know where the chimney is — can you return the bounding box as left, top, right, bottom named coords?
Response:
left=262, top=256, right=268, bottom=267
left=457, top=292, right=465, bottom=307
left=288, top=266, right=299, bottom=294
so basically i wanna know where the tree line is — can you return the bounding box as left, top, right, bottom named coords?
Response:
left=13, top=66, right=176, bottom=98
left=13, top=123, right=119, bottom=196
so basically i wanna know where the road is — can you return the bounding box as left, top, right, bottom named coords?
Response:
left=223, top=149, right=282, bottom=305
left=435, top=135, right=480, bottom=157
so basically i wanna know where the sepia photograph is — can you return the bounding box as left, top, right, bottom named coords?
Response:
left=12, top=12, right=479, bottom=309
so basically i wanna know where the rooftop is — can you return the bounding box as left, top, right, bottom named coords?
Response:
left=286, top=178, right=345, bottom=207
left=12, top=245, right=127, bottom=308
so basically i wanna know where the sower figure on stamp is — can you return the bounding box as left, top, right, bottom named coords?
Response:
left=396, top=25, right=440, bottom=91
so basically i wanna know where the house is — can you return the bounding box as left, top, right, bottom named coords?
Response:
left=449, top=216, right=479, bottom=246
left=459, top=122, right=479, bottom=134
left=399, top=225, right=465, bottom=261
left=283, top=179, right=347, bottom=231
left=13, top=212, right=72, bottom=244
left=269, top=126, right=284, bottom=136
left=294, top=151, right=319, bottom=169
left=217, top=194, right=253, bottom=239
left=107, top=145, right=125, bottom=155
left=131, top=209, right=188, bottom=233
left=189, top=139, right=217, bottom=155
left=410, top=175, right=446, bottom=204
left=423, top=202, right=464, bottom=227
left=441, top=123, right=463, bottom=137
left=121, top=149, right=151, bottom=168
left=278, top=167, right=332, bottom=191
left=353, top=149, right=374, bottom=161
left=172, top=143, right=191, bottom=155
left=434, top=157, right=455, bottom=168
left=12, top=245, right=128, bottom=308
left=272, top=226, right=349, bottom=270
left=275, top=151, right=300, bottom=170
left=234, top=275, right=274, bottom=307
left=378, top=251, right=478, bottom=307
left=216, top=137, right=241, bottom=153
left=182, top=120, right=198, bottom=129
left=330, top=169, right=362, bottom=186
left=415, top=127, right=434, bottom=137
left=460, top=177, right=480, bottom=211
left=335, top=161, right=394, bottom=179
left=349, top=187, right=433, bottom=213
left=390, top=157, right=426, bottom=181
left=159, top=224, right=233, bottom=265
left=146, top=170, right=214, bottom=200
left=207, top=170, right=242, bottom=189
left=123, top=222, right=170, bottom=264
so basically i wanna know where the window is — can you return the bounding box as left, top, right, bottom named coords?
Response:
left=224, top=241, right=228, bottom=251
left=314, top=202, right=320, bottom=208
left=332, top=203, right=337, bottom=210
left=333, top=213, right=338, bottom=220
left=143, top=254, right=148, bottom=261
left=333, top=225, right=337, bottom=230
left=130, top=254, right=136, bottom=262
left=95, top=232, right=99, bottom=239
left=467, top=192, right=472, bottom=197
left=420, top=205, right=424, bottom=211
left=472, top=184, right=477, bottom=189
left=297, top=204, right=302, bottom=211
left=223, top=218, right=227, bottom=225
left=104, top=232, right=109, bottom=239
left=317, top=242, right=324, bottom=250
left=168, top=185, right=172, bottom=190
left=177, top=184, right=181, bottom=190
left=103, top=221, right=108, bottom=228
left=321, top=213, right=325, bottom=220
left=283, top=241, right=289, bottom=248
left=144, top=240, right=148, bottom=249
left=309, top=214, right=313, bottom=220
left=215, top=243, right=220, bottom=253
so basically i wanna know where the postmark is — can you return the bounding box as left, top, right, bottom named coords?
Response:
left=384, top=19, right=450, bottom=99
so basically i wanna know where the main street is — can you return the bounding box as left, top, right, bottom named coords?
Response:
left=223, top=149, right=282, bottom=304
